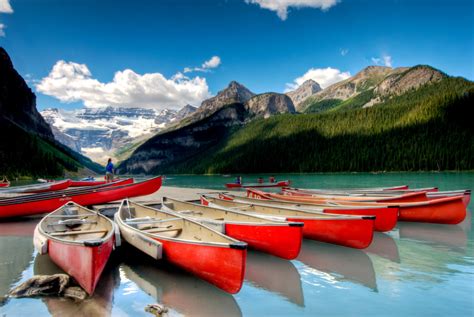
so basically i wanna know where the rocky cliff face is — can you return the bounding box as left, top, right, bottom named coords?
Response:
left=286, top=79, right=321, bottom=108
left=190, top=81, right=255, bottom=122
left=175, top=104, right=197, bottom=120
left=374, top=65, right=445, bottom=97
left=245, top=93, right=295, bottom=118
left=119, top=103, right=248, bottom=174
left=0, top=47, right=53, bottom=139
left=300, top=65, right=446, bottom=111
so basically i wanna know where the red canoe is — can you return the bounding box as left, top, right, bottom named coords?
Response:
left=201, top=195, right=375, bottom=249
left=281, top=188, right=430, bottom=203
left=251, top=189, right=466, bottom=225
left=225, top=180, right=290, bottom=189
left=33, top=202, right=116, bottom=295
left=0, top=176, right=162, bottom=218
left=116, top=199, right=247, bottom=294
left=246, top=189, right=399, bottom=232
left=0, top=179, right=71, bottom=194
left=0, top=181, right=9, bottom=188
left=162, top=197, right=303, bottom=260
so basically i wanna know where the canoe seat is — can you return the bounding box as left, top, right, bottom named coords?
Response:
left=178, top=210, right=204, bottom=216
left=50, top=229, right=108, bottom=236
left=48, top=219, right=97, bottom=227
left=125, top=217, right=181, bottom=225
left=143, top=227, right=183, bottom=234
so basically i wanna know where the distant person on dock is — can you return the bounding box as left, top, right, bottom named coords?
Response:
left=236, top=176, right=242, bottom=184
left=105, top=158, right=114, bottom=182
left=269, top=176, right=275, bottom=183
left=257, top=177, right=264, bottom=184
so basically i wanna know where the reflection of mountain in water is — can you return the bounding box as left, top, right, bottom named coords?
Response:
left=0, top=236, right=34, bottom=304
left=245, top=251, right=304, bottom=307
left=34, top=254, right=119, bottom=317
left=122, top=246, right=242, bottom=317
left=365, top=233, right=400, bottom=263
left=297, top=240, right=377, bottom=291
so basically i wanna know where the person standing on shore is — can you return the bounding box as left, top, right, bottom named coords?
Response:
left=105, top=158, right=114, bottom=182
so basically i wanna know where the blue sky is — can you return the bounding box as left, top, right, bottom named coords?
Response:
left=1, top=0, right=473, bottom=111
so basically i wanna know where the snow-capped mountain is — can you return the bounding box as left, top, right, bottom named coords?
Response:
left=41, top=106, right=195, bottom=163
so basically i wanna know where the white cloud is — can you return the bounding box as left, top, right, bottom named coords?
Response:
left=285, top=67, right=351, bottom=91
left=0, top=0, right=13, bottom=13
left=245, top=0, right=338, bottom=20
left=340, top=48, right=349, bottom=56
left=184, top=55, right=222, bottom=73
left=372, top=54, right=392, bottom=67
left=0, top=23, right=5, bottom=37
left=36, top=60, right=211, bottom=110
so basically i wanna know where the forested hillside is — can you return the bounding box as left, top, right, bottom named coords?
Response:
left=159, top=77, right=474, bottom=173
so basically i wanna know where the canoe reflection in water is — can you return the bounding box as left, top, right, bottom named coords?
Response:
left=364, top=232, right=401, bottom=263
left=245, top=251, right=304, bottom=307
left=33, top=253, right=119, bottom=317
left=398, top=220, right=468, bottom=249
left=121, top=246, right=242, bottom=317
left=297, top=240, right=377, bottom=291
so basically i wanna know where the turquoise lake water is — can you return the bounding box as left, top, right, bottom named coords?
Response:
left=0, top=172, right=473, bottom=316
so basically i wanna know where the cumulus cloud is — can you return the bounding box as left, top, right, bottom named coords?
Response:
left=371, top=54, right=392, bottom=67
left=0, top=0, right=13, bottom=13
left=184, top=56, right=222, bottom=73
left=245, top=0, right=338, bottom=20
left=285, top=67, right=351, bottom=91
left=36, top=61, right=211, bottom=110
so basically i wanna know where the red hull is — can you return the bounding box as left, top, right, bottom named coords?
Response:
left=224, top=223, right=302, bottom=260
left=40, top=179, right=72, bottom=192
left=247, top=189, right=398, bottom=232
left=287, top=217, right=374, bottom=249
left=282, top=188, right=428, bottom=203
left=0, top=176, right=162, bottom=218
left=0, top=182, right=10, bottom=188
left=225, top=180, right=290, bottom=189
left=48, top=236, right=114, bottom=294
left=152, top=238, right=246, bottom=294
left=397, top=196, right=466, bottom=224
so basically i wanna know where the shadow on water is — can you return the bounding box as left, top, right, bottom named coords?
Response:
left=33, top=253, right=120, bottom=317
left=245, top=251, right=304, bottom=307
left=297, top=240, right=377, bottom=291
left=121, top=245, right=242, bottom=317
left=364, top=232, right=401, bottom=263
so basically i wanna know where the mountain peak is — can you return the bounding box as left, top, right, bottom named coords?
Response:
left=286, top=79, right=322, bottom=108
left=189, top=81, right=255, bottom=121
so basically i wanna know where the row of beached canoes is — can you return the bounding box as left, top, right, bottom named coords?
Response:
left=29, top=180, right=470, bottom=296
left=1, top=178, right=470, bottom=296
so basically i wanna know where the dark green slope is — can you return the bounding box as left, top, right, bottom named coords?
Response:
left=0, top=119, right=103, bottom=178
left=166, top=77, right=474, bottom=173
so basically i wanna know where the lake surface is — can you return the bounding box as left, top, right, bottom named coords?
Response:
left=1, top=172, right=473, bottom=316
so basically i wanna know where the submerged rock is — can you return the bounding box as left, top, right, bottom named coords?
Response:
left=8, top=274, right=87, bottom=300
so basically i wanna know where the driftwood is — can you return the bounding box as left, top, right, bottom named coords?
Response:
left=8, top=274, right=87, bottom=300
